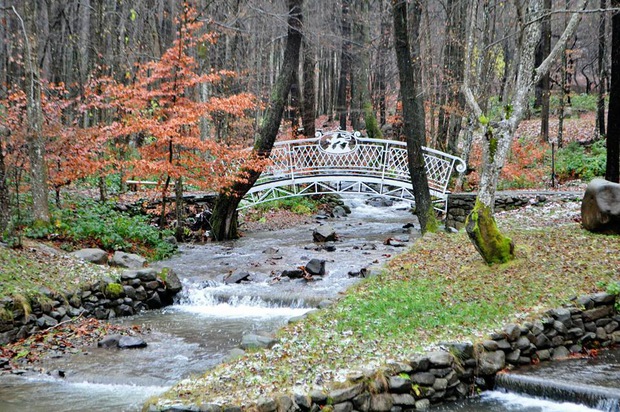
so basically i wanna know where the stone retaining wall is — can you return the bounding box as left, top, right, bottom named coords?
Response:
left=446, top=191, right=582, bottom=230
left=0, top=267, right=182, bottom=345
left=154, top=291, right=618, bottom=412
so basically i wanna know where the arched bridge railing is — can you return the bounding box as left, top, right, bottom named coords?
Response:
left=240, top=129, right=466, bottom=213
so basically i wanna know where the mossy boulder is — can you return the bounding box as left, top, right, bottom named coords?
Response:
left=465, top=201, right=514, bottom=264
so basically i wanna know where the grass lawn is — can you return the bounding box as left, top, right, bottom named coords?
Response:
left=149, top=202, right=620, bottom=409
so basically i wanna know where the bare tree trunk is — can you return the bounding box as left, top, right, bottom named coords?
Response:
left=539, top=0, right=551, bottom=142
left=19, top=2, right=50, bottom=224
left=174, top=176, right=184, bottom=240
left=393, top=0, right=435, bottom=233
left=558, top=43, right=567, bottom=148
left=352, top=0, right=380, bottom=137
left=336, top=0, right=351, bottom=130
left=210, top=0, right=303, bottom=240
left=597, top=0, right=608, bottom=138
left=377, top=0, right=390, bottom=127
left=462, top=0, right=586, bottom=264
left=290, top=68, right=302, bottom=135
left=301, top=37, right=316, bottom=137
left=0, top=131, right=10, bottom=234
left=606, top=0, right=620, bottom=182
left=437, top=0, right=467, bottom=154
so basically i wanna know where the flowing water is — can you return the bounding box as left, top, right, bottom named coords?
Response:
left=0, top=197, right=418, bottom=412
left=432, top=348, right=620, bottom=412
left=1, top=196, right=618, bottom=412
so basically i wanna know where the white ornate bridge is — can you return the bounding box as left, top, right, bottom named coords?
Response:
left=240, top=129, right=466, bottom=213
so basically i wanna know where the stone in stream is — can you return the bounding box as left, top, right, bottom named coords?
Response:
left=305, top=259, right=326, bottom=277
left=98, top=334, right=147, bottom=349
left=224, top=270, right=251, bottom=284
left=282, top=269, right=304, bottom=279
left=118, top=336, right=147, bottom=349
left=366, top=197, right=393, bottom=207
left=163, top=268, right=183, bottom=294
left=98, top=334, right=122, bottom=348
left=347, top=268, right=368, bottom=278
left=332, top=205, right=348, bottom=218
left=312, top=225, right=338, bottom=242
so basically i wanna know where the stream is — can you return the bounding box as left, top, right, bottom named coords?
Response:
left=0, top=197, right=418, bottom=412
left=0, top=196, right=618, bottom=412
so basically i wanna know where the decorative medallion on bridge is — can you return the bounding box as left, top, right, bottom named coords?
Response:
left=317, top=130, right=360, bottom=154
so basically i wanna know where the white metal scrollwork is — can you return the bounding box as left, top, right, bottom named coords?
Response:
left=240, top=129, right=466, bottom=213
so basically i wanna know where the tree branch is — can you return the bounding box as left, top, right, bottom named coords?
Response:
left=461, top=0, right=483, bottom=119
left=533, top=0, right=588, bottom=85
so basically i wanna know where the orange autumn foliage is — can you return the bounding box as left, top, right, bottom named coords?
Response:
left=85, top=5, right=262, bottom=193
left=466, top=138, right=547, bottom=189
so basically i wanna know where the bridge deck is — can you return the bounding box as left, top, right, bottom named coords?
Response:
left=241, top=129, right=465, bottom=212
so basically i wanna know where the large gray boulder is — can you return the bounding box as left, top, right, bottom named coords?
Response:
left=71, top=248, right=108, bottom=265
left=163, top=268, right=183, bottom=294
left=110, top=251, right=147, bottom=268
left=581, top=178, right=620, bottom=234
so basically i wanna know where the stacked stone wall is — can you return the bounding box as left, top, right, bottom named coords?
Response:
left=446, top=192, right=582, bottom=229
left=0, top=267, right=181, bottom=345
left=153, top=292, right=618, bottom=412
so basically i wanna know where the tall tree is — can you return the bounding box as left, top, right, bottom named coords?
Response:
left=537, top=0, right=552, bottom=141
left=597, top=0, right=608, bottom=137
left=437, top=0, right=467, bottom=155
left=301, top=37, right=316, bottom=138
left=462, top=0, right=586, bottom=264
left=210, top=0, right=304, bottom=240
left=336, top=0, right=351, bottom=129
left=19, top=2, right=50, bottom=224
left=606, top=0, right=620, bottom=182
left=392, top=0, right=435, bottom=233
left=0, top=127, right=9, bottom=234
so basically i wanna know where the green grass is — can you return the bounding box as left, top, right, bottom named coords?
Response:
left=0, top=243, right=120, bottom=302
left=253, top=197, right=319, bottom=215
left=149, top=220, right=619, bottom=409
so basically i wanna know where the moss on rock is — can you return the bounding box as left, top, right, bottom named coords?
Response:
left=465, top=201, right=514, bottom=264
left=0, top=306, right=13, bottom=322
left=105, top=283, right=124, bottom=299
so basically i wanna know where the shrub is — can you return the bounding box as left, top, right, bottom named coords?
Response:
left=554, top=140, right=606, bottom=182
left=22, top=197, right=176, bottom=260
left=569, top=93, right=598, bottom=113
left=254, top=197, right=318, bottom=215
